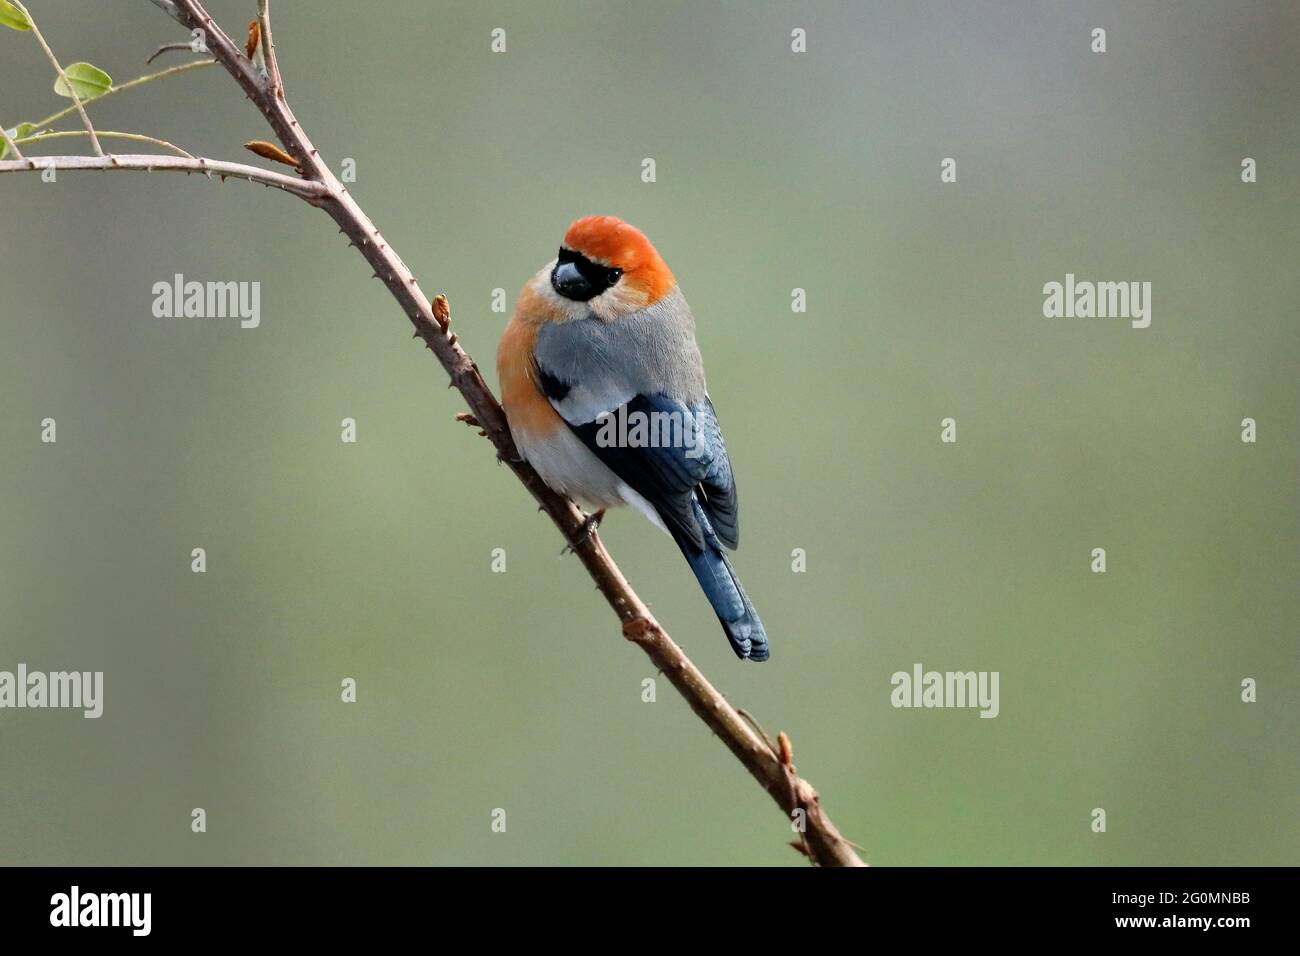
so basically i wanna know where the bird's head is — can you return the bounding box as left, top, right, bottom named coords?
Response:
left=542, top=215, right=675, bottom=321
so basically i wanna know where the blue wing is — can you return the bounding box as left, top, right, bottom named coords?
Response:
left=544, top=385, right=740, bottom=552
left=539, top=377, right=766, bottom=660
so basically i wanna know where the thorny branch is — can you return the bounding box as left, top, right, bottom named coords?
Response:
left=0, top=153, right=327, bottom=198
left=1, top=0, right=866, bottom=867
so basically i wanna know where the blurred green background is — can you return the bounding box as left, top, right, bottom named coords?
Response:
left=1, top=1, right=1297, bottom=866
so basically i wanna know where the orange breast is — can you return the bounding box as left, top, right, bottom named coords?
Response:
left=497, top=285, right=565, bottom=438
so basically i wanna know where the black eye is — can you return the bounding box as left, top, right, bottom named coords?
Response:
left=606, top=268, right=623, bottom=287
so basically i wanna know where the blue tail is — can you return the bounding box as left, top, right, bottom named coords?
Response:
left=674, top=504, right=769, bottom=662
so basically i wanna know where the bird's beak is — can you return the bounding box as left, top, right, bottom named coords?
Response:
left=551, top=260, right=597, bottom=301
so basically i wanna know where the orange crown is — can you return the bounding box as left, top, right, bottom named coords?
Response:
left=562, top=215, right=676, bottom=304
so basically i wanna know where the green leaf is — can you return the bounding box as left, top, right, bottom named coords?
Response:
left=0, top=1, right=32, bottom=31
left=1, top=122, right=36, bottom=159
left=53, top=62, right=112, bottom=100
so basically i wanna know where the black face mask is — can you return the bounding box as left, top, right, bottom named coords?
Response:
left=551, top=248, right=622, bottom=302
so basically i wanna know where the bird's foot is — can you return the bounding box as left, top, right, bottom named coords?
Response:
left=561, top=508, right=606, bottom=555
left=580, top=508, right=607, bottom=538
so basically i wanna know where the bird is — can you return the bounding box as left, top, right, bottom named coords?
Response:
left=496, top=215, right=769, bottom=662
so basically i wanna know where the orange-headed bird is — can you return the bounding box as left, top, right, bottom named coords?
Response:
left=497, top=216, right=768, bottom=661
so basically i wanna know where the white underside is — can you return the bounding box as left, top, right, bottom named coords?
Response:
left=515, top=424, right=669, bottom=535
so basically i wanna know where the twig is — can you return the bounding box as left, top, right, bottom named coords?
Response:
left=160, top=0, right=866, bottom=866
left=12, top=1, right=104, bottom=156
left=0, top=153, right=329, bottom=200
left=27, top=60, right=216, bottom=131
left=256, top=0, right=283, bottom=94
left=16, top=130, right=195, bottom=159
left=147, top=42, right=199, bottom=65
